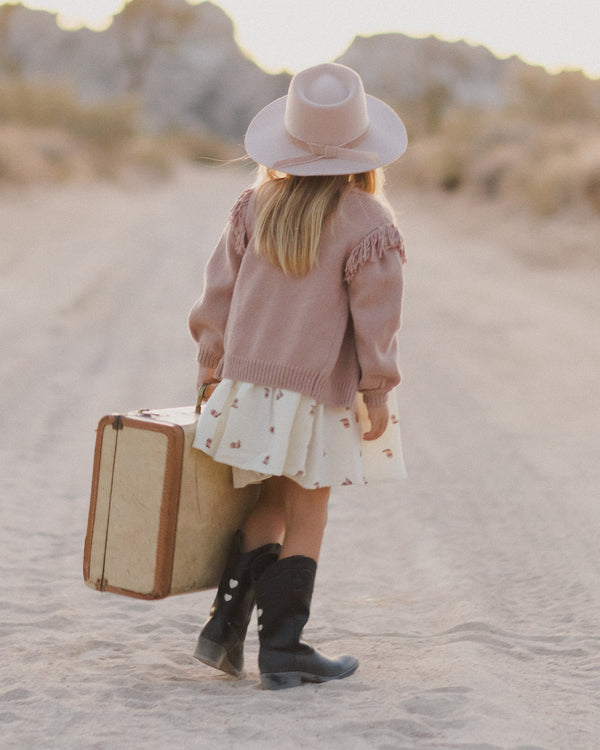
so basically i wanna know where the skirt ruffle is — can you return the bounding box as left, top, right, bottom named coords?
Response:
left=192, top=380, right=406, bottom=490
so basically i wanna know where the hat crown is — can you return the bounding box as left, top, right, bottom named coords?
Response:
left=284, top=63, right=370, bottom=147
left=305, top=73, right=348, bottom=105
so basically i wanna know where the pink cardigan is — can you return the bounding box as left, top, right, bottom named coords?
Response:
left=188, top=186, right=405, bottom=407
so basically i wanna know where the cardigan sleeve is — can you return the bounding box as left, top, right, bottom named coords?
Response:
left=188, top=190, right=252, bottom=368
left=345, top=224, right=405, bottom=406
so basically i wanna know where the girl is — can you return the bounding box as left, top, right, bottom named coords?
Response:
left=188, top=63, right=407, bottom=690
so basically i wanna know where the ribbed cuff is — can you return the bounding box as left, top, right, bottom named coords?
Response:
left=197, top=346, right=222, bottom=369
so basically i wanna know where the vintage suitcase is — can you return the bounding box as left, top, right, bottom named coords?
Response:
left=84, top=404, right=258, bottom=599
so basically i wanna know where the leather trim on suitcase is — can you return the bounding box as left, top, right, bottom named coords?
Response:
left=84, top=413, right=185, bottom=600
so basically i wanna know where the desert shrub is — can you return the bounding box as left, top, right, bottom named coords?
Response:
left=394, top=84, right=453, bottom=138
left=467, top=142, right=524, bottom=198
left=507, top=67, right=600, bottom=123
left=0, top=80, right=138, bottom=146
left=0, top=79, right=237, bottom=183
left=0, top=125, right=92, bottom=183
left=585, top=172, right=600, bottom=213
left=519, top=152, right=580, bottom=215
left=504, top=125, right=600, bottom=215
left=393, top=98, right=600, bottom=217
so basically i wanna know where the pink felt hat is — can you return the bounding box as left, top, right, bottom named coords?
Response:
left=244, top=63, right=407, bottom=176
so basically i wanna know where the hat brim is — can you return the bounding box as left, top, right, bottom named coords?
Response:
left=244, top=95, right=408, bottom=176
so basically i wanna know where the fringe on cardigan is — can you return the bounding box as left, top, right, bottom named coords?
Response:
left=229, top=189, right=253, bottom=256
left=344, top=223, right=406, bottom=284
left=229, top=190, right=406, bottom=282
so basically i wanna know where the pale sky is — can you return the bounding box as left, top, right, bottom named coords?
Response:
left=3, top=0, right=599, bottom=78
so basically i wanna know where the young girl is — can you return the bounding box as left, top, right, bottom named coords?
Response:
left=188, top=62, right=407, bottom=690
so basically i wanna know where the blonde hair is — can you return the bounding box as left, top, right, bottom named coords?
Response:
left=253, top=166, right=385, bottom=276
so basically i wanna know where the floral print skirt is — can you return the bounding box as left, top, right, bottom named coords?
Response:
left=192, top=380, right=407, bottom=490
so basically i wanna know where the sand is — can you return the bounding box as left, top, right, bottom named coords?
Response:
left=1, top=165, right=599, bottom=749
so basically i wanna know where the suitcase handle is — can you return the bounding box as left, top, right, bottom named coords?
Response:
left=195, top=383, right=211, bottom=414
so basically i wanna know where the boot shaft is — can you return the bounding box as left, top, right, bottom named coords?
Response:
left=205, top=532, right=280, bottom=636
left=254, top=554, right=359, bottom=689
left=194, top=531, right=280, bottom=677
left=255, top=555, right=317, bottom=651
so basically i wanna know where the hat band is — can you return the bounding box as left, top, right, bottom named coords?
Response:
left=272, top=130, right=379, bottom=172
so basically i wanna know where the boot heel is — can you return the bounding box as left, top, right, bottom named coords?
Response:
left=194, top=637, right=239, bottom=676
left=260, top=671, right=302, bottom=690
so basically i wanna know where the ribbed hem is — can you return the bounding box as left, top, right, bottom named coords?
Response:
left=220, top=353, right=357, bottom=408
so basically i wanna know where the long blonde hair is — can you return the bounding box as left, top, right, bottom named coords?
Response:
left=253, top=166, right=384, bottom=276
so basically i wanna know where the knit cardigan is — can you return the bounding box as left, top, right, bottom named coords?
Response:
left=188, top=186, right=405, bottom=408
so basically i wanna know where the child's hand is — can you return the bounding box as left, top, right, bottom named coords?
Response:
left=196, top=365, right=219, bottom=393
left=363, top=403, right=389, bottom=441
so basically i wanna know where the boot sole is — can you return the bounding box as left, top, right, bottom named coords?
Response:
left=193, top=637, right=242, bottom=677
left=260, top=660, right=359, bottom=690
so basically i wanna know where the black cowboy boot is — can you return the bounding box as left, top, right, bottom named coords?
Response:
left=193, top=531, right=280, bottom=676
left=255, top=555, right=359, bottom=690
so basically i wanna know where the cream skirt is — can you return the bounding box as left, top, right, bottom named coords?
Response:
left=192, top=380, right=407, bottom=490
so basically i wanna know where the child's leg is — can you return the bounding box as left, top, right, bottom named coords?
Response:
left=243, top=476, right=329, bottom=561
left=241, top=479, right=286, bottom=552
left=242, top=475, right=329, bottom=560
left=278, top=477, right=329, bottom=562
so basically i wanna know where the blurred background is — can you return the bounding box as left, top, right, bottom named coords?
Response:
left=0, top=0, right=599, bottom=231
left=1, top=7, right=599, bottom=746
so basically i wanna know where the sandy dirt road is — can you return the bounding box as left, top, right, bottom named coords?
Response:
left=1, top=166, right=599, bottom=749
